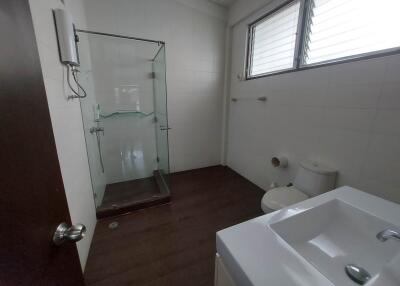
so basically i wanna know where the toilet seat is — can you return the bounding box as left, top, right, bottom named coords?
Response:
left=261, top=186, right=309, bottom=212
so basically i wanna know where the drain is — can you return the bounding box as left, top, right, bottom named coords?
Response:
left=108, top=221, right=119, bottom=229
left=345, top=264, right=371, bottom=285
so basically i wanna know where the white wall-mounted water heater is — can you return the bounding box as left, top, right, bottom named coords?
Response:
left=53, top=8, right=79, bottom=66
left=53, top=9, right=86, bottom=99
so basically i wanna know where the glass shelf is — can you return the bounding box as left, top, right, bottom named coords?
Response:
left=99, top=110, right=154, bottom=119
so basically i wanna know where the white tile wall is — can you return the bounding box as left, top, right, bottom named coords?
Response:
left=226, top=0, right=400, bottom=204
left=28, top=0, right=96, bottom=270
left=83, top=0, right=227, bottom=173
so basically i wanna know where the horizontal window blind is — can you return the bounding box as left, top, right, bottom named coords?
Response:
left=249, top=1, right=301, bottom=76
left=303, top=0, right=400, bottom=65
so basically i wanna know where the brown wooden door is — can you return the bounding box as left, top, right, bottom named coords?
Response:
left=0, top=0, right=85, bottom=285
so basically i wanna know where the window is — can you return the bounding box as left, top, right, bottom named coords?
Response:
left=246, top=0, right=400, bottom=78
left=248, top=1, right=301, bottom=77
left=303, top=0, right=400, bottom=65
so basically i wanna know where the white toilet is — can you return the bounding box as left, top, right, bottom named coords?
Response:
left=261, top=160, right=337, bottom=212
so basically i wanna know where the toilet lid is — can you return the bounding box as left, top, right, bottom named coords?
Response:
left=262, top=186, right=309, bottom=210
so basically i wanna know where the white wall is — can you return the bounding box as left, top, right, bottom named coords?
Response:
left=226, top=0, right=400, bottom=203
left=29, top=0, right=96, bottom=270
left=228, top=0, right=272, bottom=26
left=83, top=0, right=227, bottom=172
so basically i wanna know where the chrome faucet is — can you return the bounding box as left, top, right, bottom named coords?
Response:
left=376, top=229, right=400, bottom=242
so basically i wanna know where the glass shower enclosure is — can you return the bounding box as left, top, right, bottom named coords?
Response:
left=77, top=30, right=170, bottom=218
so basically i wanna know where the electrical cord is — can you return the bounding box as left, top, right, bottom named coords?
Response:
left=66, top=64, right=87, bottom=99
left=72, top=67, right=87, bottom=98
left=66, top=64, right=80, bottom=98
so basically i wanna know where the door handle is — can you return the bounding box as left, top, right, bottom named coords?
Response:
left=53, top=222, right=86, bottom=246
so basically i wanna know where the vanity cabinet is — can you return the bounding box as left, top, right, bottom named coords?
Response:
left=214, top=254, right=236, bottom=286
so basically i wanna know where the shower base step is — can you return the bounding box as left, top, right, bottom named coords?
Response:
left=96, top=171, right=171, bottom=219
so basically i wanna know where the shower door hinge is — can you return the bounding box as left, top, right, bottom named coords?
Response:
left=150, top=72, right=156, bottom=79
left=156, top=157, right=160, bottom=162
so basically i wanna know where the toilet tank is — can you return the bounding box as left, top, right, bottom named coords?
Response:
left=293, top=161, right=337, bottom=197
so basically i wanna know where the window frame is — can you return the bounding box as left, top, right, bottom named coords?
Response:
left=246, top=0, right=304, bottom=79
left=245, top=0, right=400, bottom=80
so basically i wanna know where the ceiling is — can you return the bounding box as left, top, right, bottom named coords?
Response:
left=208, top=0, right=237, bottom=7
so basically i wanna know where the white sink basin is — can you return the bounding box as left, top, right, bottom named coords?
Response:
left=270, top=199, right=400, bottom=286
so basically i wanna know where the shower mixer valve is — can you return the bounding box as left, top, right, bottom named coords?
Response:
left=90, top=126, right=104, bottom=135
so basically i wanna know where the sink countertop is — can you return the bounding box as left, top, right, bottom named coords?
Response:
left=216, top=186, right=400, bottom=286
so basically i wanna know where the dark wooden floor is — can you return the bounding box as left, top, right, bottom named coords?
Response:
left=84, top=166, right=265, bottom=286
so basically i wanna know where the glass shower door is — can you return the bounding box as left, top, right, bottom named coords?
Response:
left=77, top=30, right=171, bottom=218
left=77, top=33, right=107, bottom=208
left=153, top=46, right=170, bottom=185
